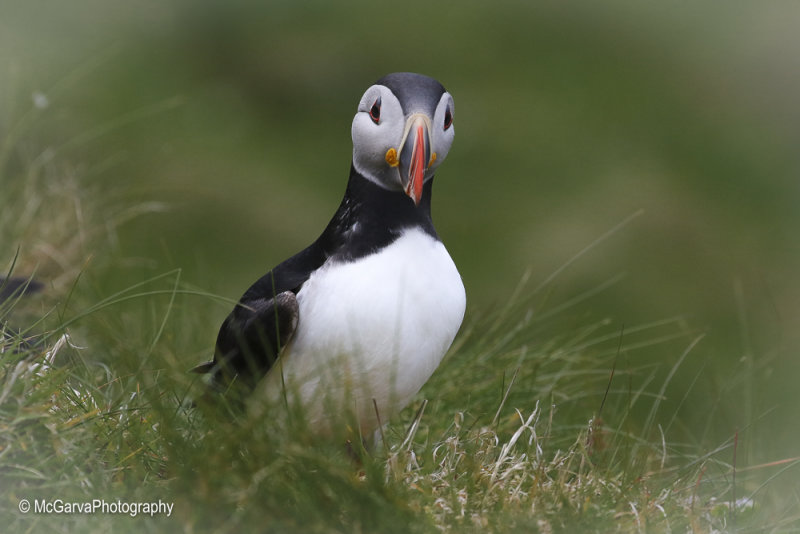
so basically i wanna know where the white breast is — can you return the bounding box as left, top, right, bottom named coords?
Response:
left=261, top=228, right=466, bottom=432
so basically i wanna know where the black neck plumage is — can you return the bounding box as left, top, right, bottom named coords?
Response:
left=317, top=164, right=438, bottom=262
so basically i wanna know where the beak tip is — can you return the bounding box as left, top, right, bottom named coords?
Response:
left=405, top=183, right=421, bottom=206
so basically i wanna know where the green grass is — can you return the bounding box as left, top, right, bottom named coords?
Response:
left=1, top=273, right=778, bottom=533
left=2, top=156, right=796, bottom=533
left=3, top=16, right=800, bottom=528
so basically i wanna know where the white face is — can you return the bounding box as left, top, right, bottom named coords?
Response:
left=351, top=83, right=455, bottom=197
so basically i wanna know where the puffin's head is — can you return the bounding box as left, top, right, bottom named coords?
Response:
left=351, top=72, right=454, bottom=205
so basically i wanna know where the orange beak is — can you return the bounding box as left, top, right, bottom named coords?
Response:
left=398, top=115, right=431, bottom=206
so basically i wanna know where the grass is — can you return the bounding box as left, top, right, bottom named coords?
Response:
left=1, top=275, right=772, bottom=533
left=2, top=86, right=799, bottom=534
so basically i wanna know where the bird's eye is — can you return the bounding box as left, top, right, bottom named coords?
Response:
left=369, top=97, right=381, bottom=123
left=444, top=107, right=453, bottom=130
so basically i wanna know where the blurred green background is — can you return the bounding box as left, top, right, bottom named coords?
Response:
left=2, top=0, right=798, bottom=474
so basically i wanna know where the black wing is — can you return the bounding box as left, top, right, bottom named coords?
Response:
left=193, top=242, right=328, bottom=390
left=196, top=291, right=299, bottom=389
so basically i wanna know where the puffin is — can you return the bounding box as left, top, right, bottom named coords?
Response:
left=0, top=276, right=43, bottom=353
left=194, top=72, right=466, bottom=433
left=0, top=277, right=42, bottom=302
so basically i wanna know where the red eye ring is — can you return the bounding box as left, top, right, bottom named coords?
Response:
left=369, top=97, right=381, bottom=124
left=444, top=107, right=453, bottom=130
